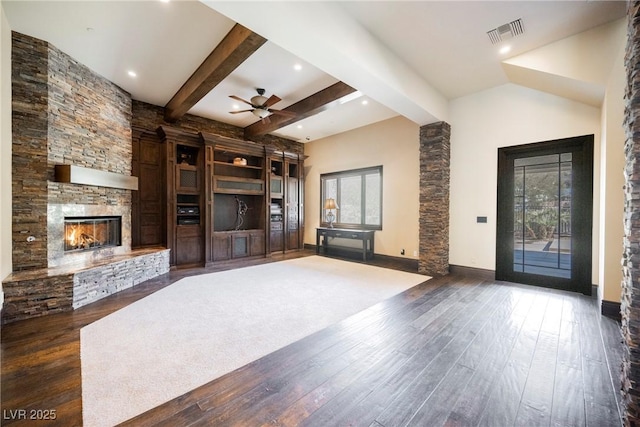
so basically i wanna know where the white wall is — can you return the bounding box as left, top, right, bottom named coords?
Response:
left=449, top=83, right=602, bottom=282
left=598, top=40, right=626, bottom=304
left=0, top=3, right=12, bottom=305
left=304, top=84, right=605, bottom=283
left=304, top=116, right=420, bottom=259
left=504, top=19, right=626, bottom=87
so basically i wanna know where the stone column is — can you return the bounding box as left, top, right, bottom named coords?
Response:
left=11, top=32, right=49, bottom=270
left=622, top=2, right=640, bottom=424
left=418, top=121, right=451, bottom=276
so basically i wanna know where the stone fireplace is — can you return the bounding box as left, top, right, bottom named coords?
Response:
left=47, top=204, right=132, bottom=268
left=3, top=191, right=170, bottom=324
left=3, top=31, right=170, bottom=324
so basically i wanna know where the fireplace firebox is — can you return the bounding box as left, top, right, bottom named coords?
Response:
left=64, top=216, right=122, bottom=252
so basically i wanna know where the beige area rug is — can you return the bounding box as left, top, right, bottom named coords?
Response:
left=80, top=256, right=429, bottom=426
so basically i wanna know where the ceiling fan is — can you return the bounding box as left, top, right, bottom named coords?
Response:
left=229, top=88, right=296, bottom=124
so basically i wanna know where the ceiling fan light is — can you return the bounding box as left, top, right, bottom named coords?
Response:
left=251, top=95, right=268, bottom=106
left=252, top=108, right=270, bottom=119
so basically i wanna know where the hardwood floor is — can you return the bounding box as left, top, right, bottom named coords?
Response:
left=1, top=251, right=623, bottom=426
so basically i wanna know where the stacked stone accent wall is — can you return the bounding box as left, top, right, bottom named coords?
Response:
left=47, top=40, right=132, bottom=207
left=11, top=31, right=133, bottom=271
left=418, top=122, right=451, bottom=276
left=623, top=3, right=640, bottom=425
left=45, top=38, right=133, bottom=267
left=47, top=45, right=132, bottom=178
left=11, top=32, right=50, bottom=270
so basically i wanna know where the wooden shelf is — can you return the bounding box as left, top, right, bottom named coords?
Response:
left=213, top=161, right=262, bottom=170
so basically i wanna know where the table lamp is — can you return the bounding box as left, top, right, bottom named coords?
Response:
left=324, top=198, right=338, bottom=228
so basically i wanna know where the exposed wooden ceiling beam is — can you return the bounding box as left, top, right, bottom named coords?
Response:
left=164, top=24, right=266, bottom=123
left=244, top=81, right=356, bottom=139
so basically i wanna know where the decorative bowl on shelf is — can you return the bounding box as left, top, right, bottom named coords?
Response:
left=233, top=157, right=247, bottom=166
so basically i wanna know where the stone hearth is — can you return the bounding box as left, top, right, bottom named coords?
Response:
left=2, top=247, right=170, bottom=324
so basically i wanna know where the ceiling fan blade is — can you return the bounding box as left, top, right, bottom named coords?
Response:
left=269, top=109, right=297, bottom=117
left=263, top=94, right=281, bottom=108
left=229, top=95, right=254, bottom=106
left=229, top=109, right=254, bottom=114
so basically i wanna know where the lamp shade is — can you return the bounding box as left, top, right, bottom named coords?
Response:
left=252, top=108, right=270, bottom=119
left=324, top=198, right=338, bottom=209
left=251, top=95, right=268, bottom=106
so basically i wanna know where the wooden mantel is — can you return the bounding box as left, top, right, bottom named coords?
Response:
left=54, top=165, right=139, bottom=191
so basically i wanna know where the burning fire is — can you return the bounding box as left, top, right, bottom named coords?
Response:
left=67, top=227, right=78, bottom=248
left=65, top=225, right=100, bottom=250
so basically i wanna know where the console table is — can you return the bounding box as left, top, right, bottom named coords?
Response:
left=316, top=227, right=375, bottom=261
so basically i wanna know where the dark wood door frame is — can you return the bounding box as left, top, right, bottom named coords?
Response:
left=496, top=134, right=594, bottom=295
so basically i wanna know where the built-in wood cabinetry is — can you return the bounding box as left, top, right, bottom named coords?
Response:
left=201, top=132, right=269, bottom=264
left=269, top=152, right=305, bottom=253
left=212, top=230, right=265, bottom=261
left=131, top=128, right=165, bottom=248
left=269, top=156, right=285, bottom=253
left=138, top=127, right=305, bottom=267
left=286, top=155, right=303, bottom=251
left=155, top=127, right=205, bottom=267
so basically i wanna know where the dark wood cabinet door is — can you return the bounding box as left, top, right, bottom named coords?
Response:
left=212, top=233, right=232, bottom=261
left=175, top=226, right=202, bottom=265
left=132, top=133, right=165, bottom=248
left=250, top=231, right=265, bottom=256
left=287, top=230, right=299, bottom=251
left=139, top=164, right=163, bottom=246
left=232, top=233, right=250, bottom=258
left=270, top=230, right=283, bottom=252
left=286, top=176, right=299, bottom=250
left=176, top=165, right=200, bottom=194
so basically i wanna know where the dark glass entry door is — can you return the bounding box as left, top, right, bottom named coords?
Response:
left=496, top=135, right=593, bottom=295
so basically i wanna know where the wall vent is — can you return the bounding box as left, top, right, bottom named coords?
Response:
left=487, top=18, right=524, bottom=44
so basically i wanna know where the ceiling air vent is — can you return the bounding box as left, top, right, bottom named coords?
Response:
left=487, top=18, right=524, bottom=44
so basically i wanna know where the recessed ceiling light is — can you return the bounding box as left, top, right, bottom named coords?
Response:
left=232, top=104, right=240, bottom=110
left=499, top=45, right=511, bottom=55
left=362, top=99, right=368, bottom=106
left=160, top=0, right=170, bottom=3
left=297, top=124, right=303, bottom=129
left=293, top=64, right=302, bottom=71
left=127, top=70, right=137, bottom=78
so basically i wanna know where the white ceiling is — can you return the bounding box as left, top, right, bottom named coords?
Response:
left=2, top=0, right=627, bottom=143
left=339, top=0, right=627, bottom=100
